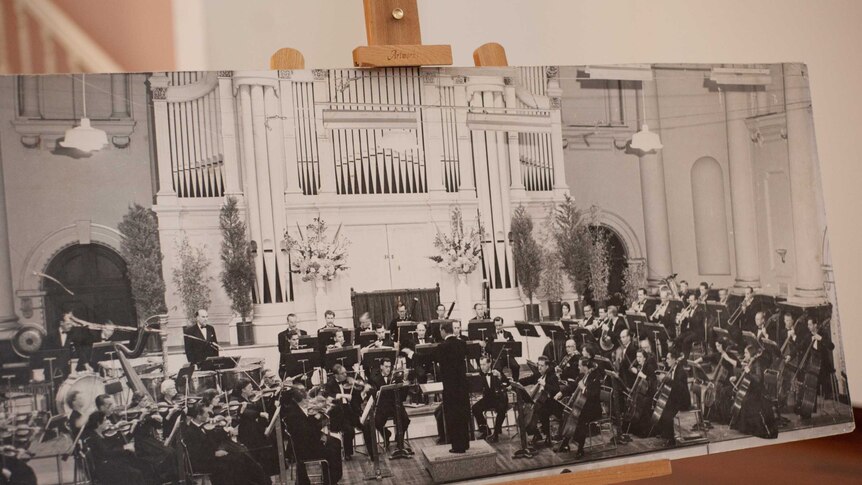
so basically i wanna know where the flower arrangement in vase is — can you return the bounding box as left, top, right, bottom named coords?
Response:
left=284, top=217, right=350, bottom=283
left=428, top=207, right=484, bottom=275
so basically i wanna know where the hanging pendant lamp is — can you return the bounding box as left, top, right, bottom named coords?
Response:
left=60, top=73, right=108, bottom=152
left=630, top=80, right=663, bottom=154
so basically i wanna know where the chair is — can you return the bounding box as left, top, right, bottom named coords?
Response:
left=179, top=440, right=211, bottom=485
left=482, top=402, right=514, bottom=437
left=585, top=385, right=618, bottom=451
left=303, top=459, right=331, bottom=485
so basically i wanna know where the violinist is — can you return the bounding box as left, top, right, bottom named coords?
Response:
left=324, top=364, right=362, bottom=460
left=554, top=358, right=602, bottom=457
left=556, top=339, right=581, bottom=383
left=518, top=355, right=561, bottom=448
left=654, top=350, right=690, bottom=447
left=259, top=369, right=282, bottom=416
left=129, top=395, right=179, bottom=485
left=472, top=356, right=510, bottom=442
left=95, top=394, right=120, bottom=426
left=81, top=411, right=149, bottom=485
left=183, top=403, right=258, bottom=485
left=159, top=379, right=186, bottom=437
left=626, top=349, right=658, bottom=438
left=280, top=384, right=343, bottom=485
left=730, top=345, right=777, bottom=438
left=231, top=379, right=277, bottom=478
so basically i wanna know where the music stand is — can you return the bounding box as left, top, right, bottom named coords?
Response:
left=760, top=338, right=780, bottom=358
left=357, top=331, right=377, bottom=348
left=283, top=349, right=319, bottom=383
left=569, top=328, right=594, bottom=351
left=560, top=318, right=578, bottom=335
left=489, top=341, right=522, bottom=365
left=362, top=348, right=397, bottom=374
left=175, top=364, right=195, bottom=397
left=627, top=313, right=648, bottom=342
left=741, top=331, right=759, bottom=350
left=514, top=321, right=540, bottom=338
left=467, top=372, right=484, bottom=394
left=467, top=319, right=495, bottom=343
left=296, top=334, right=318, bottom=350
left=199, top=356, right=238, bottom=372
left=539, top=322, right=567, bottom=362
left=324, top=345, right=360, bottom=372
left=644, top=322, right=670, bottom=358
left=712, top=327, right=731, bottom=346
left=396, top=322, right=418, bottom=347
left=428, top=319, right=456, bottom=342
left=706, top=302, right=729, bottom=328
left=466, top=341, right=483, bottom=361
left=378, top=379, right=411, bottom=458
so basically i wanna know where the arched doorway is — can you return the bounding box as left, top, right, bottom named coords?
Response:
left=584, top=225, right=629, bottom=308
left=43, top=244, right=137, bottom=347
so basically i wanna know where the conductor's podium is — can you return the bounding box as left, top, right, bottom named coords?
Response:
left=421, top=439, right=498, bottom=483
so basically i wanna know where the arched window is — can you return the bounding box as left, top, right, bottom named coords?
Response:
left=691, top=157, right=731, bottom=275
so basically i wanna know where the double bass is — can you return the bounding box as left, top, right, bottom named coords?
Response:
left=622, top=363, right=651, bottom=426
left=795, top=319, right=829, bottom=418
left=556, top=368, right=592, bottom=440
left=649, top=366, right=675, bottom=433
left=729, top=350, right=762, bottom=426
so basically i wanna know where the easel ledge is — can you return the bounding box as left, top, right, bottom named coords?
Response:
left=268, top=1, right=673, bottom=483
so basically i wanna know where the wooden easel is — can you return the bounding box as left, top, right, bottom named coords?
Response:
left=269, top=0, right=672, bottom=483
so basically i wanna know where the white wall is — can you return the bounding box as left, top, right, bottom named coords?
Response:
left=173, top=0, right=862, bottom=405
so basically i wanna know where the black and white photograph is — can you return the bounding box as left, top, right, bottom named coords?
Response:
left=0, top=1, right=860, bottom=485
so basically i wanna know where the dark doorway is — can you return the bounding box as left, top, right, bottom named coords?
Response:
left=43, top=244, right=137, bottom=348
left=584, top=225, right=629, bottom=309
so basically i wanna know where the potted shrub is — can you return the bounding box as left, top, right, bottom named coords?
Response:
left=219, top=196, right=256, bottom=346
left=586, top=207, right=611, bottom=308
left=172, top=237, right=212, bottom=327
left=118, top=204, right=167, bottom=353
left=552, top=195, right=592, bottom=300
left=511, top=205, right=543, bottom=322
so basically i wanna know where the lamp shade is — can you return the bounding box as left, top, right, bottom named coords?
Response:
left=59, top=118, right=108, bottom=152
left=630, top=124, right=663, bottom=153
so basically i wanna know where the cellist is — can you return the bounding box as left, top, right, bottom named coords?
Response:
left=796, top=316, right=835, bottom=418
left=625, top=349, right=658, bottom=438
left=729, top=345, right=777, bottom=438
left=517, top=355, right=561, bottom=448
left=554, top=358, right=602, bottom=457
left=653, top=350, right=690, bottom=447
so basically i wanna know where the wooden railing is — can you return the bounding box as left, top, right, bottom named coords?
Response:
left=0, top=0, right=121, bottom=74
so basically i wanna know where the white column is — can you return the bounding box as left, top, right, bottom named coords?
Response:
left=251, top=85, right=279, bottom=301
left=217, top=71, right=242, bottom=196
left=148, top=74, right=177, bottom=203
left=453, top=76, right=476, bottom=197
left=725, top=88, right=762, bottom=291
left=277, top=71, right=302, bottom=196
left=784, top=64, right=827, bottom=303
left=503, top=78, right=525, bottom=196
left=311, top=70, right=337, bottom=195
left=237, top=84, right=265, bottom=300
left=0, top=153, right=18, bottom=329
left=421, top=71, right=446, bottom=195
left=110, top=74, right=129, bottom=118
left=547, top=67, right=568, bottom=191
left=637, top=82, right=674, bottom=288
left=264, top=84, right=289, bottom=302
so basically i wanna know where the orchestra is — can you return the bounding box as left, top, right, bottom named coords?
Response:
left=15, top=277, right=843, bottom=485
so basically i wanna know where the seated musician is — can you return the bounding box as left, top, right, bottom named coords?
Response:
left=556, top=339, right=581, bottom=384
left=554, top=358, right=602, bottom=457
left=698, top=282, right=711, bottom=303
left=675, top=293, right=706, bottom=358
left=518, top=355, right=561, bottom=448
left=607, top=306, right=628, bottom=347
left=560, top=302, right=573, bottom=320
left=434, top=303, right=448, bottom=320
left=183, top=309, right=220, bottom=365
left=730, top=345, right=778, bottom=438
left=159, top=378, right=185, bottom=437
left=129, top=394, right=179, bottom=485
left=358, top=312, right=373, bottom=332
left=678, top=280, right=692, bottom=301
left=654, top=350, right=690, bottom=447
left=365, top=324, right=394, bottom=350
left=324, top=364, right=362, bottom=461
left=718, top=288, right=730, bottom=306
left=94, top=394, right=119, bottom=425
left=229, top=379, right=278, bottom=477
left=471, top=302, right=488, bottom=321
left=753, top=311, right=773, bottom=342
left=738, top=286, right=758, bottom=334
left=287, top=313, right=308, bottom=336
left=630, top=288, right=649, bottom=314
left=388, top=303, right=410, bottom=337
left=0, top=446, right=37, bottom=485
left=199, top=389, right=222, bottom=415
left=320, top=309, right=341, bottom=331
left=401, top=323, right=434, bottom=378
left=695, top=338, right=738, bottom=424
left=81, top=411, right=149, bottom=485
left=280, top=384, right=343, bottom=485
left=368, top=358, right=410, bottom=452
left=488, top=317, right=520, bottom=380
left=184, top=403, right=270, bottom=485
left=472, top=356, right=510, bottom=442
left=579, top=304, right=597, bottom=331
left=279, top=331, right=303, bottom=379
left=649, top=289, right=676, bottom=339
left=798, top=316, right=835, bottom=413
left=65, top=390, right=85, bottom=438
left=617, top=329, right=638, bottom=389
left=327, top=329, right=347, bottom=350
left=626, top=349, right=659, bottom=438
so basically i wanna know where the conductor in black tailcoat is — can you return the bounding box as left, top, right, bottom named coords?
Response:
left=433, top=320, right=471, bottom=453
left=183, top=309, right=219, bottom=365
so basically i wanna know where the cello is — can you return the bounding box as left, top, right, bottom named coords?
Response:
left=795, top=319, right=829, bottom=418
left=648, top=368, right=675, bottom=435
left=622, top=362, right=650, bottom=427
left=729, top=349, right=763, bottom=426
left=556, top=368, right=592, bottom=441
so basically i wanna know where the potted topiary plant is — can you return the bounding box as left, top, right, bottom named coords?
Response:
left=172, top=236, right=212, bottom=327
left=511, top=205, right=544, bottom=322
left=219, top=196, right=256, bottom=346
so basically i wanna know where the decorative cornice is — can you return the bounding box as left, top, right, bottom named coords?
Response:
left=549, top=96, right=562, bottom=109
left=312, top=69, right=328, bottom=81
left=278, top=70, right=293, bottom=80
left=216, top=70, right=234, bottom=78
left=453, top=75, right=467, bottom=85
left=421, top=71, right=437, bottom=84
left=503, top=77, right=515, bottom=86
left=151, top=87, right=167, bottom=100
left=546, top=66, right=559, bottom=79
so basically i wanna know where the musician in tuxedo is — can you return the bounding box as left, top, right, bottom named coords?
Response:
left=286, top=313, right=308, bottom=336
left=518, top=355, right=561, bottom=447
left=799, top=316, right=835, bottom=407
left=698, top=282, right=711, bottom=303
left=327, top=329, right=347, bottom=350
left=675, top=293, right=706, bottom=358
left=655, top=350, right=690, bottom=447
left=472, top=356, right=509, bottom=442
left=630, top=288, right=649, bottom=314
left=183, top=309, right=219, bottom=365
left=278, top=331, right=302, bottom=379
left=81, top=411, right=149, bottom=485
left=649, top=290, right=678, bottom=339
left=677, top=280, right=693, bottom=301
left=432, top=321, right=471, bottom=453
left=401, top=323, right=435, bottom=397
left=320, top=309, right=341, bottom=332
left=487, top=317, right=520, bottom=380
left=616, top=329, right=638, bottom=389
left=435, top=303, right=448, bottom=320
left=324, top=364, right=362, bottom=461
left=554, top=358, right=602, bottom=457
left=368, top=358, right=410, bottom=452
left=366, top=324, right=394, bottom=349
left=280, top=384, right=343, bottom=485
left=58, top=311, right=99, bottom=372
left=627, top=348, right=659, bottom=438
left=388, top=303, right=410, bottom=338
left=718, top=288, right=730, bottom=306
left=738, top=287, right=758, bottom=334
left=472, top=302, right=488, bottom=321
left=556, top=339, right=581, bottom=383
left=129, top=395, right=179, bottom=485
left=159, top=378, right=185, bottom=437
left=357, top=312, right=373, bottom=332
left=230, top=379, right=277, bottom=477
left=730, top=345, right=777, bottom=438
left=607, top=306, right=629, bottom=346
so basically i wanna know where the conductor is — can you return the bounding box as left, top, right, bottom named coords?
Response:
left=433, top=321, right=471, bottom=453
left=183, top=309, right=219, bottom=365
